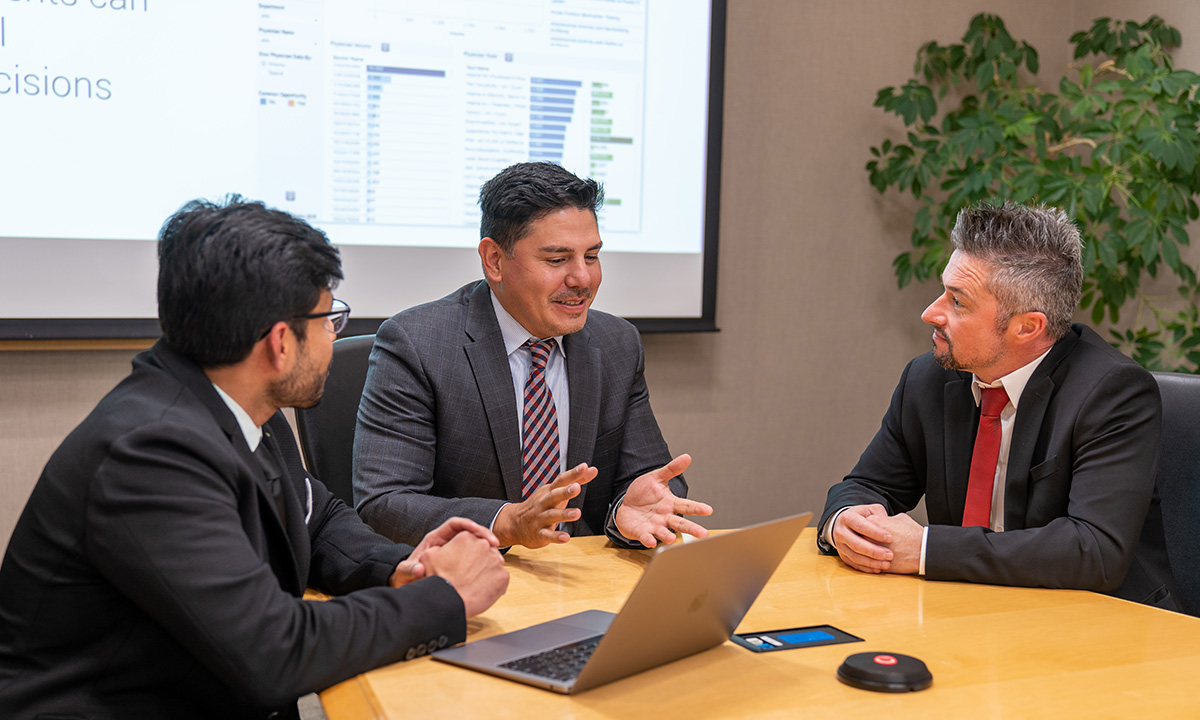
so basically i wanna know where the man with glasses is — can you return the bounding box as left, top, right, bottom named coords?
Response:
left=0, top=197, right=510, bottom=719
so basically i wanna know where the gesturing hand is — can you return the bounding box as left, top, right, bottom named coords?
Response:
left=493, top=463, right=598, bottom=548
left=614, top=454, right=713, bottom=548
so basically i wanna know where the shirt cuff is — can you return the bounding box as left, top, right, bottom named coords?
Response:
left=488, top=504, right=506, bottom=533
left=821, top=507, right=851, bottom=550
left=918, top=526, right=929, bottom=576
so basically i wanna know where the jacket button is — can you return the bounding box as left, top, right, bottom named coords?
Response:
left=416, top=643, right=427, bottom=656
left=405, top=647, right=417, bottom=660
left=439, top=634, right=449, bottom=647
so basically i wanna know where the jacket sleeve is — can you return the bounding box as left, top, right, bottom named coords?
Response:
left=86, top=414, right=466, bottom=709
left=818, top=359, right=927, bottom=553
left=354, top=317, right=507, bottom=545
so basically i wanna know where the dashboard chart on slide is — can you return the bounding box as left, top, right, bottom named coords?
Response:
left=256, top=0, right=647, bottom=239
left=1, top=0, right=719, bottom=326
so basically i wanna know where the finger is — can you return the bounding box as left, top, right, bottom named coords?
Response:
left=540, top=482, right=584, bottom=508
left=535, top=527, right=571, bottom=545
left=436, top=517, right=498, bottom=545
left=836, top=528, right=894, bottom=562
left=532, top=506, right=581, bottom=527
left=669, top=516, right=709, bottom=538
left=838, top=545, right=891, bottom=573
left=390, top=558, right=423, bottom=587
left=646, top=453, right=692, bottom=483
left=671, top=498, right=712, bottom=517
left=638, top=531, right=659, bottom=549
left=653, top=525, right=677, bottom=545
left=841, top=513, right=892, bottom=544
left=548, top=463, right=598, bottom=490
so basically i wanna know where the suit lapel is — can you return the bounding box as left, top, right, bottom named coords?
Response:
left=261, top=420, right=308, bottom=592
left=942, top=373, right=977, bottom=525
left=562, top=327, right=600, bottom=515
left=1003, top=375, right=1051, bottom=529
left=463, top=282, right=526, bottom=502
left=1002, top=329, right=1076, bottom=529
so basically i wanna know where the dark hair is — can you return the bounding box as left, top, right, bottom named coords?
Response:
left=157, top=196, right=342, bottom=366
left=951, top=200, right=1083, bottom=340
left=479, top=162, right=604, bottom=254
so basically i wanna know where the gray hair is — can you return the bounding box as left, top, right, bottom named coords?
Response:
left=951, top=201, right=1082, bottom=340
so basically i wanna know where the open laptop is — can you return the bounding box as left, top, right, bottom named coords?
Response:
left=432, top=511, right=812, bottom=693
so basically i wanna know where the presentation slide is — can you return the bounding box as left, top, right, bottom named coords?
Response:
left=0, top=0, right=719, bottom=331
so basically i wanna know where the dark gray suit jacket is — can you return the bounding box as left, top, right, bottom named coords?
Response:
left=354, top=281, right=683, bottom=546
left=819, top=325, right=1177, bottom=608
left=0, top=342, right=466, bottom=720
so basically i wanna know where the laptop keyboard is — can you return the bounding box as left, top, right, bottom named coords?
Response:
left=499, top=635, right=603, bottom=682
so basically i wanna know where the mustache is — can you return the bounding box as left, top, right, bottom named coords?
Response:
left=551, top=289, right=593, bottom=302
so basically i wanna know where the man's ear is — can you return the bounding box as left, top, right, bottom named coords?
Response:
left=259, top=321, right=292, bottom=373
left=479, top=237, right=504, bottom=283
left=1010, top=310, right=1048, bottom=344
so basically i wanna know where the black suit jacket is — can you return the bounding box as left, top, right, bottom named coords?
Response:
left=354, top=281, right=682, bottom=547
left=0, top=342, right=466, bottom=720
left=820, top=325, right=1176, bottom=608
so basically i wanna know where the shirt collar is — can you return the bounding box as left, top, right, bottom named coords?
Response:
left=971, top=347, right=1053, bottom=409
left=489, top=286, right=567, bottom=359
left=211, top=382, right=263, bottom=452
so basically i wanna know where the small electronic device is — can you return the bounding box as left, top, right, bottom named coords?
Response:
left=837, top=651, right=933, bottom=692
left=731, top=625, right=863, bottom=652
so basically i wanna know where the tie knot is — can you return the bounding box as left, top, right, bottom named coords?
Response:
left=526, top=339, right=555, bottom=371
left=980, top=386, right=1009, bottom=417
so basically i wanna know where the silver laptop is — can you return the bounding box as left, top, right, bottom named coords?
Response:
left=431, top=512, right=812, bottom=694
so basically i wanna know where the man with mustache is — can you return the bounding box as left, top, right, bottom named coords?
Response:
left=355, top=162, right=711, bottom=550
left=817, top=201, right=1176, bottom=609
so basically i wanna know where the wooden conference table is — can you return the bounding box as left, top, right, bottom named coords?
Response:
left=320, top=528, right=1200, bottom=718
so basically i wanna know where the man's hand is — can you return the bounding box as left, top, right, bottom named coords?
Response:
left=390, top=517, right=499, bottom=587
left=493, top=463, right=598, bottom=548
left=614, top=454, right=713, bottom=548
left=419, top=531, right=510, bottom=618
left=874, top=513, right=922, bottom=575
left=830, top=504, right=921, bottom=575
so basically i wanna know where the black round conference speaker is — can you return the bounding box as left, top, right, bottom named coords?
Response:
left=836, top=652, right=933, bottom=692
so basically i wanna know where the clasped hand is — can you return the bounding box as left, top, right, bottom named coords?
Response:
left=830, top=504, right=922, bottom=575
left=388, top=517, right=509, bottom=617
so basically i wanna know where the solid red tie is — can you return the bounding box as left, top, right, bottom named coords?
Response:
left=963, top=386, right=1009, bottom=528
left=521, top=339, right=561, bottom=499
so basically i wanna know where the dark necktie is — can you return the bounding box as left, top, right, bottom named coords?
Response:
left=254, top=433, right=287, bottom=527
left=963, top=386, right=1009, bottom=527
left=521, top=339, right=561, bottom=499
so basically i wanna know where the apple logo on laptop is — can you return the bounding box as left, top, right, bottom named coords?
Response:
left=687, top=591, right=708, bottom=614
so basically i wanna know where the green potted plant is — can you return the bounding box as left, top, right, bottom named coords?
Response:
left=867, top=13, right=1200, bottom=371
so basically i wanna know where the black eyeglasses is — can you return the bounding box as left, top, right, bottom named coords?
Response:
left=293, top=298, right=351, bottom=334
left=260, top=298, right=351, bottom=339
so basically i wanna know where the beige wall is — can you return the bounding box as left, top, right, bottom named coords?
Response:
left=4, top=0, right=1198, bottom=550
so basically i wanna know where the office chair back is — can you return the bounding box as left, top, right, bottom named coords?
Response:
left=1153, top=371, right=1200, bottom=616
left=295, top=334, right=376, bottom=507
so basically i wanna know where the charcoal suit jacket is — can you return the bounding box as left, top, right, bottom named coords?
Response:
left=354, top=281, right=684, bottom=547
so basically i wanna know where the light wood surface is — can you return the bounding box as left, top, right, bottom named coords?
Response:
left=321, top=528, right=1200, bottom=718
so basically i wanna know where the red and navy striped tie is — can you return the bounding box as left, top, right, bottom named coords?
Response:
left=521, top=339, right=560, bottom=499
